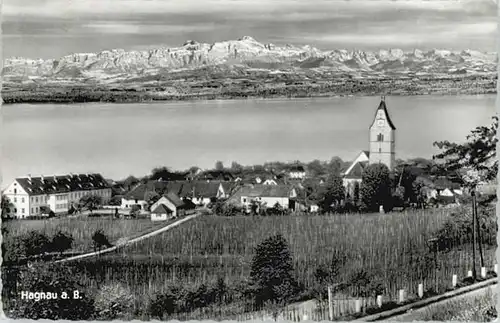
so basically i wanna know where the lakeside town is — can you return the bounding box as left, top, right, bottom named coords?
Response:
left=2, top=0, right=498, bottom=321
left=2, top=97, right=497, bottom=321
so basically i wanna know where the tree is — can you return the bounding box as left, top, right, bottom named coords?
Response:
left=215, top=161, right=224, bottom=171
left=92, top=230, right=113, bottom=252
left=327, top=156, right=344, bottom=175
left=433, top=116, right=497, bottom=189
left=230, top=161, right=244, bottom=174
left=1, top=195, right=14, bottom=219
left=122, top=175, right=139, bottom=191
left=250, top=234, right=298, bottom=308
left=319, top=174, right=345, bottom=212
left=144, top=191, right=160, bottom=209
left=307, top=159, right=326, bottom=177
left=79, top=194, right=103, bottom=215
left=50, top=231, right=74, bottom=255
left=360, top=163, right=392, bottom=212
left=353, top=181, right=361, bottom=206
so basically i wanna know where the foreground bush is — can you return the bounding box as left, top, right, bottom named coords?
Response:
left=435, top=205, right=496, bottom=251
left=94, top=282, right=135, bottom=320
left=7, top=264, right=95, bottom=320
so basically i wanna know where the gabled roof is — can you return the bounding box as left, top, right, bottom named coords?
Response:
left=236, top=184, right=295, bottom=198
left=344, top=161, right=369, bottom=179
left=15, top=173, right=110, bottom=196
left=163, top=192, right=184, bottom=207
left=196, top=170, right=234, bottom=181
left=152, top=204, right=173, bottom=214
left=372, top=99, right=396, bottom=130
left=289, top=165, right=305, bottom=172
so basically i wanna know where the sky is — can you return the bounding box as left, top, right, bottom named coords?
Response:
left=2, top=0, right=499, bottom=59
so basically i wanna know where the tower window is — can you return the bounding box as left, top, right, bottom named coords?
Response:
left=379, top=148, right=381, bottom=153
left=377, top=133, right=384, bottom=142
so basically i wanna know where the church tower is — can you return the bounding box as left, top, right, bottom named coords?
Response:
left=369, top=96, right=396, bottom=171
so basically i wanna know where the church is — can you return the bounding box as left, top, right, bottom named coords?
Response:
left=341, top=96, right=396, bottom=197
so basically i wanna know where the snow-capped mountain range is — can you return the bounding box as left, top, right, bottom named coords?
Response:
left=3, top=36, right=497, bottom=83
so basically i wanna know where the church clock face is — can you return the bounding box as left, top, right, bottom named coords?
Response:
left=377, top=119, right=385, bottom=127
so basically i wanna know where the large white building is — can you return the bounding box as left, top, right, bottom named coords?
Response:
left=2, top=173, right=112, bottom=218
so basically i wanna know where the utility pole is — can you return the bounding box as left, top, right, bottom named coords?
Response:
left=471, top=188, right=477, bottom=280
left=472, top=189, right=485, bottom=268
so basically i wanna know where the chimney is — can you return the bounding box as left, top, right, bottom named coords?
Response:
left=41, top=175, right=44, bottom=183
left=54, top=175, right=57, bottom=183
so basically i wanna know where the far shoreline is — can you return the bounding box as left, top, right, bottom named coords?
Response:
left=1, top=90, right=497, bottom=106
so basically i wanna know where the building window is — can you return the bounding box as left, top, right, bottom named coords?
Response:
left=14, top=197, right=17, bottom=203
left=21, top=197, right=25, bottom=203
left=14, top=208, right=17, bottom=213
left=14, top=189, right=17, bottom=194
left=242, top=198, right=247, bottom=203
left=21, top=208, right=25, bottom=214
left=377, top=133, right=384, bottom=142
left=31, top=208, right=34, bottom=214
left=35, top=207, right=39, bottom=213
left=379, top=148, right=382, bottom=153
left=35, top=197, right=39, bottom=203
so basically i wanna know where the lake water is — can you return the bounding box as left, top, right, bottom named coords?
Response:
left=2, top=95, right=496, bottom=186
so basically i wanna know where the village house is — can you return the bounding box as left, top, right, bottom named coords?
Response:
left=121, top=180, right=234, bottom=210
left=150, top=192, right=185, bottom=221
left=288, top=165, right=306, bottom=180
left=342, top=97, right=396, bottom=192
left=2, top=173, right=112, bottom=218
left=227, top=184, right=298, bottom=211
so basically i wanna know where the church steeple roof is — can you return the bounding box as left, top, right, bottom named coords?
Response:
left=372, top=96, right=396, bottom=130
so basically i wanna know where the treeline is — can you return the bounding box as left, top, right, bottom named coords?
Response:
left=2, top=74, right=496, bottom=104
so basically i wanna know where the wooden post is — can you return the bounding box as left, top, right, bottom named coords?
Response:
left=398, top=289, right=405, bottom=304
left=355, top=299, right=362, bottom=313
left=452, top=274, right=457, bottom=288
left=376, top=295, right=383, bottom=308
left=418, top=283, right=424, bottom=298
left=327, top=285, right=334, bottom=320
left=481, top=267, right=487, bottom=278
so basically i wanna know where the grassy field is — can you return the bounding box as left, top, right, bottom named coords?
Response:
left=3, top=207, right=496, bottom=320
left=2, top=215, right=166, bottom=252
left=53, top=207, right=496, bottom=319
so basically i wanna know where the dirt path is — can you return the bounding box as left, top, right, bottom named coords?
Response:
left=387, top=283, right=497, bottom=321
left=54, top=213, right=200, bottom=264
left=361, top=277, right=498, bottom=321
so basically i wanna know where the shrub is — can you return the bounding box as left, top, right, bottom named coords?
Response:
left=435, top=205, right=496, bottom=251
left=92, top=230, right=113, bottom=252
left=7, top=264, right=95, bottom=320
left=249, top=234, right=299, bottom=308
left=22, top=231, right=52, bottom=257
left=50, top=231, right=74, bottom=255
left=94, top=282, right=135, bottom=320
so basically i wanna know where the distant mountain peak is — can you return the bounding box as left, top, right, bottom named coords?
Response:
left=2, top=36, right=497, bottom=83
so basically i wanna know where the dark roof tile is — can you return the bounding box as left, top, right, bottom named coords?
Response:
left=15, top=173, right=110, bottom=196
